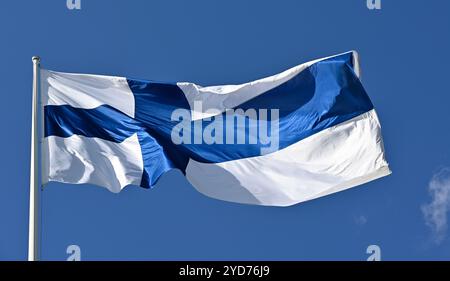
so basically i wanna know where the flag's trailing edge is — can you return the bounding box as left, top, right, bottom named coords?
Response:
left=41, top=51, right=391, bottom=206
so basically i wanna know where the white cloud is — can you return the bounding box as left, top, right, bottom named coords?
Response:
left=422, top=168, right=450, bottom=244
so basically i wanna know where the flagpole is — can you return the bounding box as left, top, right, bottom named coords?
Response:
left=28, top=56, right=40, bottom=261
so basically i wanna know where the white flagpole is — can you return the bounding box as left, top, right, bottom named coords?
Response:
left=28, top=56, right=41, bottom=261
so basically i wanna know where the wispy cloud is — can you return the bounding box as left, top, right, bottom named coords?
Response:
left=422, top=168, right=450, bottom=244
left=354, top=215, right=368, bottom=226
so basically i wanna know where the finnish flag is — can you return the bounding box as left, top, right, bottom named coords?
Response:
left=42, top=51, right=390, bottom=206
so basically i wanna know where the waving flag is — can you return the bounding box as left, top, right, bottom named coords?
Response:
left=41, top=51, right=390, bottom=206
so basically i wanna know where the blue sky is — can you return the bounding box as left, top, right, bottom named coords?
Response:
left=1, top=0, right=450, bottom=260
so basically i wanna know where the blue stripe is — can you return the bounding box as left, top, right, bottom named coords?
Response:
left=45, top=104, right=140, bottom=142
left=128, top=80, right=192, bottom=171
left=45, top=52, right=374, bottom=187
